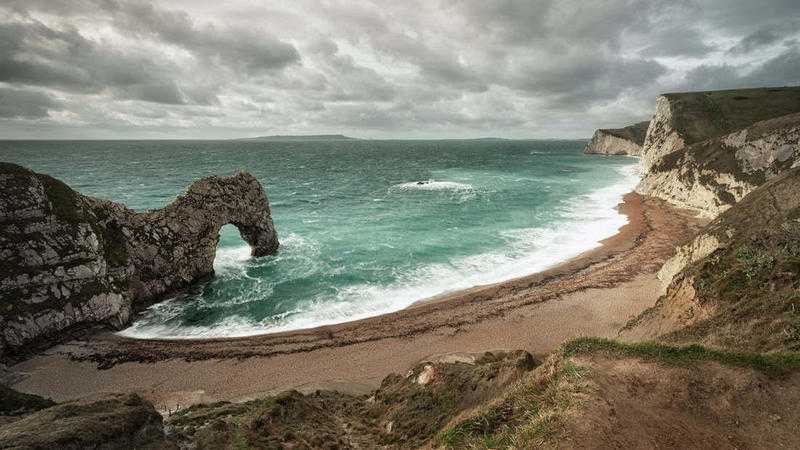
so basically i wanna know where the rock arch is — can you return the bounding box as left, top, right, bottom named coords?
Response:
left=0, top=164, right=278, bottom=358
left=121, top=172, right=279, bottom=300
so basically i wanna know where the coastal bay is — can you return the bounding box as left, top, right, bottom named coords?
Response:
left=9, top=192, right=705, bottom=411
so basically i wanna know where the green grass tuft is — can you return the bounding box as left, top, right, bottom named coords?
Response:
left=435, top=357, right=587, bottom=449
left=563, top=337, right=800, bottom=377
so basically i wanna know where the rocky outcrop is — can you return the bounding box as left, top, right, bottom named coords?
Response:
left=0, top=163, right=278, bottom=359
left=1, top=384, right=55, bottom=417
left=639, top=112, right=800, bottom=217
left=583, top=121, right=649, bottom=155
left=640, top=86, right=800, bottom=171
left=624, top=167, right=800, bottom=351
left=0, top=393, right=170, bottom=449
left=636, top=86, right=800, bottom=216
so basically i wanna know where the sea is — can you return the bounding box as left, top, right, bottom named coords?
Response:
left=1, top=139, right=639, bottom=338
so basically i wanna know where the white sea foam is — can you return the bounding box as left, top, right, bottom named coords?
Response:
left=119, top=161, right=641, bottom=339
left=118, top=313, right=266, bottom=339
left=391, top=180, right=475, bottom=192
left=213, top=245, right=252, bottom=278
left=390, top=179, right=477, bottom=203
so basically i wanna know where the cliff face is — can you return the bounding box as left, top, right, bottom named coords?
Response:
left=583, top=121, right=649, bottom=155
left=637, top=87, right=800, bottom=217
left=638, top=112, right=800, bottom=217
left=624, top=167, right=800, bottom=352
left=0, top=163, right=278, bottom=359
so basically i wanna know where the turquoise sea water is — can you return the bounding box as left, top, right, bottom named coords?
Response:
left=1, top=139, right=638, bottom=338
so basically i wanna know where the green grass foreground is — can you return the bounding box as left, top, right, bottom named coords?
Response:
left=564, top=337, right=800, bottom=377
left=436, top=337, right=800, bottom=448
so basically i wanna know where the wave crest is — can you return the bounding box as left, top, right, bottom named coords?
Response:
left=391, top=180, right=474, bottom=192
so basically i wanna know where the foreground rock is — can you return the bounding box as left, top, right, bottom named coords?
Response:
left=0, top=384, right=54, bottom=417
left=0, top=393, right=170, bottom=449
left=0, top=163, right=278, bottom=360
left=583, top=121, right=649, bottom=155
left=637, top=86, right=800, bottom=217
left=623, top=167, right=800, bottom=352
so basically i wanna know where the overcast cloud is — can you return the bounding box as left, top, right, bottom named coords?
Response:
left=0, top=0, right=798, bottom=139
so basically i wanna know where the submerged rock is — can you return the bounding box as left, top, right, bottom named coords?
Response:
left=0, top=163, right=278, bottom=359
left=583, top=121, right=649, bottom=156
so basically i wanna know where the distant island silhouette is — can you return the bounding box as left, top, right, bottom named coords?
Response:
left=238, top=134, right=359, bottom=141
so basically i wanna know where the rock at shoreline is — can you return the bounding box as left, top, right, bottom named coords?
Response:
left=636, top=86, right=800, bottom=217
left=0, top=163, right=278, bottom=360
left=583, top=120, right=649, bottom=155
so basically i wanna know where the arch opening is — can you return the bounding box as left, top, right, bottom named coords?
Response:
left=213, top=223, right=253, bottom=276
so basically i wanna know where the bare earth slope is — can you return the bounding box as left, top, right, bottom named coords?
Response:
left=427, top=339, right=800, bottom=449
left=6, top=339, right=795, bottom=449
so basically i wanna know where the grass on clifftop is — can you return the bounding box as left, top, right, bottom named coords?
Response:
left=564, top=337, right=800, bottom=377
left=436, top=337, right=800, bottom=448
left=435, top=356, right=587, bottom=449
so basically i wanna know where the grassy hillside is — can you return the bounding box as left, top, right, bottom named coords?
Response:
left=662, top=86, right=800, bottom=146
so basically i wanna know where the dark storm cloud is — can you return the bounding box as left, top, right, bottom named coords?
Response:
left=0, top=87, right=59, bottom=118
left=681, top=46, right=800, bottom=91
left=504, top=52, right=667, bottom=107
left=0, top=0, right=799, bottom=138
left=728, top=25, right=798, bottom=55
left=4, top=0, right=300, bottom=74
left=320, top=4, right=487, bottom=92
left=640, top=27, right=716, bottom=58
left=101, top=0, right=300, bottom=74
left=0, top=19, right=210, bottom=104
left=306, top=39, right=396, bottom=102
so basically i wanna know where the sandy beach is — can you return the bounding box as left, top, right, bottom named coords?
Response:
left=9, top=192, right=704, bottom=411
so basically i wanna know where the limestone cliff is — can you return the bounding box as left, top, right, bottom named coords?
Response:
left=639, top=112, right=800, bottom=217
left=636, top=86, right=800, bottom=217
left=583, top=120, right=649, bottom=155
left=0, top=163, right=278, bottom=359
left=623, top=167, right=800, bottom=351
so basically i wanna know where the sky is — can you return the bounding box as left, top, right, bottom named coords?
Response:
left=1, top=0, right=799, bottom=139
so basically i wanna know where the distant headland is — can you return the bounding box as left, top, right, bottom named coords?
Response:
left=237, top=134, right=359, bottom=142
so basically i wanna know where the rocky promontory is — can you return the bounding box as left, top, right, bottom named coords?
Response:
left=583, top=120, right=650, bottom=155
left=0, top=163, right=278, bottom=360
left=623, top=166, right=800, bottom=352
left=636, top=86, right=800, bottom=217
